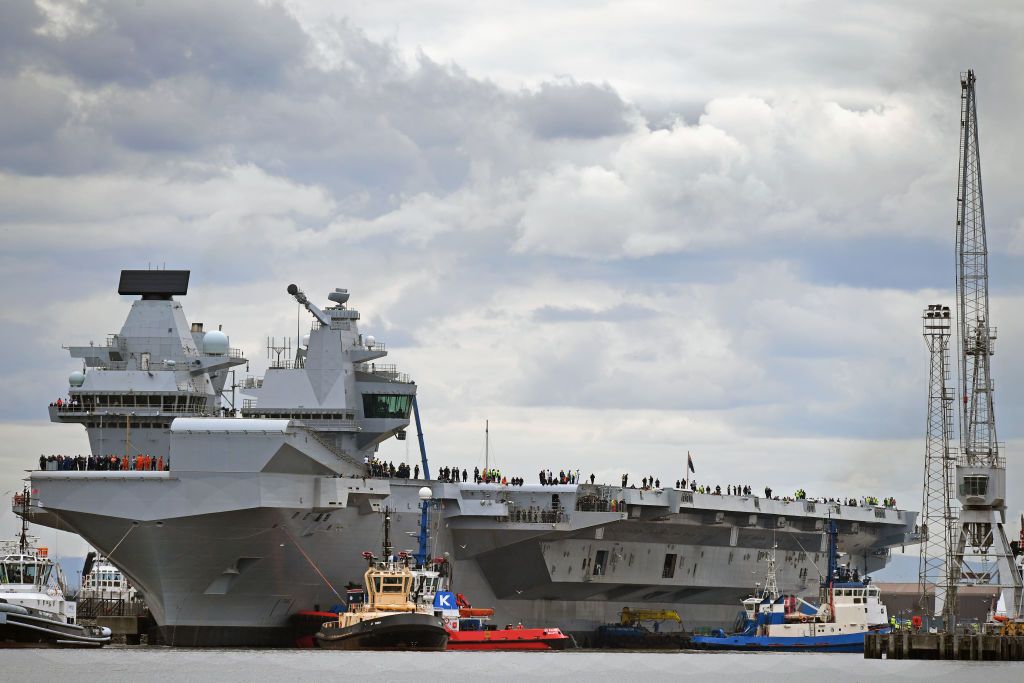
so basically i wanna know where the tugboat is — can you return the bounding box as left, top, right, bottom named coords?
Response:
left=433, top=587, right=573, bottom=651
left=690, top=520, right=891, bottom=652
left=1, top=489, right=112, bottom=648
left=315, top=510, right=448, bottom=651
left=406, top=485, right=573, bottom=652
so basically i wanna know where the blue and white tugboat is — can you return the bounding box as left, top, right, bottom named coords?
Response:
left=691, top=521, right=891, bottom=652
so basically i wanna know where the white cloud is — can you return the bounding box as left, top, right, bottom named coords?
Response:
left=2, top=0, right=1024, bottom=534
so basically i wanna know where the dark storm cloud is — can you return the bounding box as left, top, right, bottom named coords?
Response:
left=42, top=0, right=307, bottom=88
left=0, top=0, right=44, bottom=73
left=518, top=80, right=632, bottom=139
left=0, top=1, right=519, bottom=211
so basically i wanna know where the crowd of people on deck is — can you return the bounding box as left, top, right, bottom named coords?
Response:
left=365, top=457, right=416, bottom=479
left=538, top=469, right=587, bottom=485
left=356, top=459, right=899, bottom=510
left=435, top=466, right=529, bottom=486
left=474, top=467, right=525, bottom=485
left=38, top=454, right=169, bottom=471
left=50, top=397, right=81, bottom=410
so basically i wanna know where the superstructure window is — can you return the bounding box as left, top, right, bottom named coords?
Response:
left=662, top=553, right=677, bottom=579
left=362, top=394, right=412, bottom=419
left=961, top=475, right=988, bottom=497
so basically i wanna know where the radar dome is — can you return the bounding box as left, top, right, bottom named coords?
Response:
left=365, top=335, right=376, bottom=348
left=418, top=487, right=432, bottom=501
left=203, top=330, right=229, bottom=355
left=301, top=334, right=310, bottom=347
left=69, top=370, right=85, bottom=387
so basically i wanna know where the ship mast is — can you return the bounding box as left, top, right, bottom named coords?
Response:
left=18, top=485, right=30, bottom=554
left=948, top=69, right=1022, bottom=623
left=383, top=507, right=393, bottom=561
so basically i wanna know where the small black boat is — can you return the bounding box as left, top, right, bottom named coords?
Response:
left=316, top=612, right=448, bottom=651
left=0, top=601, right=112, bottom=648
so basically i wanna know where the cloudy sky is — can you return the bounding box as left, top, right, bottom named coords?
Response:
left=1, top=0, right=1023, bottom=571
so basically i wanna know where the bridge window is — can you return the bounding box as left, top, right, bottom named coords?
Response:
left=362, top=394, right=412, bottom=419
left=662, top=553, right=677, bottom=579
left=380, top=576, right=406, bottom=593
left=961, top=475, right=988, bottom=497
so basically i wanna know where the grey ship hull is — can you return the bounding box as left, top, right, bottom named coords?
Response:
left=25, top=273, right=919, bottom=647
left=25, top=470, right=916, bottom=647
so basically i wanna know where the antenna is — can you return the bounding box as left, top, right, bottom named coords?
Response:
left=484, top=420, right=489, bottom=473
left=266, top=337, right=292, bottom=369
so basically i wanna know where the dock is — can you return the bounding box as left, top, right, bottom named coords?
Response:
left=864, top=632, right=1024, bottom=660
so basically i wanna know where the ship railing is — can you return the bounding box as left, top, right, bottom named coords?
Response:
left=205, top=347, right=244, bottom=359
left=956, top=449, right=1006, bottom=469
left=76, top=596, right=148, bottom=619
left=298, top=426, right=363, bottom=467
left=52, top=404, right=203, bottom=414
left=85, top=360, right=130, bottom=370
left=575, top=495, right=612, bottom=512
left=268, top=358, right=298, bottom=369
left=104, top=334, right=126, bottom=350
left=291, top=418, right=359, bottom=430
left=354, top=363, right=409, bottom=383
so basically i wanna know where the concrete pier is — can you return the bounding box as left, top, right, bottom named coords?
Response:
left=95, top=614, right=157, bottom=645
left=865, top=632, right=1024, bottom=660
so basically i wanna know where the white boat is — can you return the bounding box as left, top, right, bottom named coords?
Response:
left=0, top=490, right=111, bottom=647
left=691, top=521, right=892, bottom=652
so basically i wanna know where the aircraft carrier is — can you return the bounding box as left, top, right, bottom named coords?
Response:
left=16, top=270, right=919, bottom=646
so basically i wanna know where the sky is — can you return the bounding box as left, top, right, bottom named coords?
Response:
left=1, top=0, right=1023, bottom=576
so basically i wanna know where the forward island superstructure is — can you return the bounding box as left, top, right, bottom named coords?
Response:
left=18, top=270, right=919, bottom=646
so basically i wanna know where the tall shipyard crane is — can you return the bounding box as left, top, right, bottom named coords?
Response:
left=948, top=69, right=1022, bottom=623
left=918, top=304, right=956, bottom=619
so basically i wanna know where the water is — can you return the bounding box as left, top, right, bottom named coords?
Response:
left=5, top=649, right=1024, bottom=682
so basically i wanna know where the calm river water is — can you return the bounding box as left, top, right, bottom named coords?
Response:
left=6, top=648, right=1024, bottom=682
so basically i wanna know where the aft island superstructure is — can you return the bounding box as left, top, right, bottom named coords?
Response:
left=18, top=270, right=918, bottom=646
